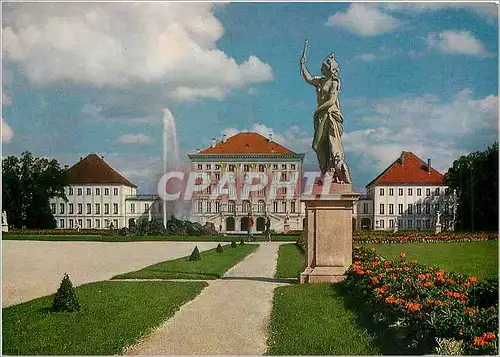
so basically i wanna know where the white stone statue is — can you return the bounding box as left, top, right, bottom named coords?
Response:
left=2, top=211, right=8, bottom=233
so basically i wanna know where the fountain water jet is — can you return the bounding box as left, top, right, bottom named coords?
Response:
left=162, top=107, right=181, bottom=228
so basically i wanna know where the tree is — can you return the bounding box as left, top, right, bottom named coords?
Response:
left=2, top=152, right=68, bottom=228
left=444, top=143, right=498, bottom=231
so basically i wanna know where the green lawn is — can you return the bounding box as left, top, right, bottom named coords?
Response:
left=362, top=240, right=499, bottom=280
left=2, top=281, right=207, bottom=355
left=266, top=284, right=380, bottom=355
left=113, top=244, right=258, bottom=280
left=275, top=243, right=305, bottom=278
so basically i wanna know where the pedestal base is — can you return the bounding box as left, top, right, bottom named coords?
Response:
left=300, top=183, right=360, bottom=284
left=435, top=223, right=442, bottom=234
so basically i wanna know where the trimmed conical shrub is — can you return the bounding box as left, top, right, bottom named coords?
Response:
left=240, top=238, right=245, bottom=245
left=216, top=243, right=224, bottom=253
left=52, top=273, right=80, bottom=312
left=231, top=240, right=237, bottom=248
left=189, top=246, right=201, bottom=261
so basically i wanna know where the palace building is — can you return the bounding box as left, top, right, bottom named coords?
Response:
left=188, top=132, right=306, bottom=233
left=354, top=151, right=456, bottom=231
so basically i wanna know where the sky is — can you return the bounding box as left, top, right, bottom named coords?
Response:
left=2, top=1, right=498, bottom=193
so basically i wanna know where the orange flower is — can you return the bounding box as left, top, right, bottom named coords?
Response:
left=371, top=248, right=376, bottom=252
left=427, top=265, right=434, bottom=270
left=424, top=281, right=433, bottom=287
left=418, top=274, right=427, bottom=280
left=474, top=336, right=487, bottom=347
left=426, top=299, right=435, bottom=305
left=370, top=276, right=379, bottom=285
left=458, top=329, right=464, bottom=336
left=448, top=278, right=455, bottom=285
left=365, top=269, right=373, bottom=275
left=482, top=332, right=496, bottom=342
left=399, top=252, right=406, bottom=259
left=385, top=296, right=396, bottom=304
left=465, top=307, right=476, bottom=315
left=378, top=273, right=386, bottom=278
left=411, top=259, right=417, bottom=264
left=469, top=276, right=478, bottom=283
left=405, top=301, right=422, bottom=312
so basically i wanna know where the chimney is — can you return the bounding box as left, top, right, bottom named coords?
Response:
left=211, top=138, right=216, bottom=148
left=268, top=133, right=273, bottom=142
left=222, top=134, right=227, bottom=143
left=196, top=148, right=200, bottom=154
left=400, top=151, right=405, bottom=165
left=427, top=158, right=432, bottom=173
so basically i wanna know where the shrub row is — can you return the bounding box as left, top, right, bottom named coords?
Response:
left=344, top=247, right=498, bottom=355
left=4, top=228, right=117, bottom=236
left=353, top=231, right=498, bottom=244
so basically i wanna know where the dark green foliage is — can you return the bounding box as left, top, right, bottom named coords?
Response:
left=52, top=273, right=80, bottom=312
left=216, top=243, right=223, bottom=253
left=240, top=238, right=245, bottom=245
left=189, top=246, right=201, bottom=261
left=468, top=278, right=499, bottom=308
left=231, top=240, right=237, bottom=248
left=444, top=142, right=498, bottom=231
left=2, top=152, right=68, bottom=229
left=135, top=217, right=166, bottom=236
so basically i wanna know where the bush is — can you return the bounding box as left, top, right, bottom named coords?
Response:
left=231, top=240, right=237, bottom=248
left=52, top=273, right=80, bottom=312
left=344, top=247, right=498, bottom=355
left=240, top=238, right=245, bottom=245
left=188, top=246, right=201, bottom=261
left=216, top=243, right=224, bottom=253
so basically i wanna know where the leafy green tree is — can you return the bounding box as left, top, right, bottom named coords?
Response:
left=2, top=152, right=68, bottom=228
left=444, top=143, right=498, bottom=231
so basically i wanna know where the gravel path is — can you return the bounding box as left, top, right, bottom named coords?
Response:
left=125, top=242, right=288, bottom=356
left=2, top=241, right=220, bottom=307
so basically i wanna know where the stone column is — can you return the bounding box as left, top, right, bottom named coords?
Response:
left=300, top=183, right=360, bottom=284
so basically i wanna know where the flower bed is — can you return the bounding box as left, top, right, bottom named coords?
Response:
left=4, top=228, right=116, bottom=236
left=345, top=247, right=498, bottom=355
left=353, top=231, right=498, bottom=244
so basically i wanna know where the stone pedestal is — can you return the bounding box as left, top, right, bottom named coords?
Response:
left=300, top=183, right=360, bottom=284
left=435, top=223, right=442, bottom=234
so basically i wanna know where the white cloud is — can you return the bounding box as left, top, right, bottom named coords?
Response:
left=116, top=134, right=152, bottom=145
left=3, top=3, right=273, bottom=101
left=343, top=90, right=498, bottom=173
left=2, top=90, right=12, bottom=105
left=427, top=30, right=490, bottom=56
left=326, top=3, right=400, bottom=36
left=1, top=118, right=14, bottom=143
left=382, top=3, right=498, bottom=22
left=354, top=53, right=378, bottom=61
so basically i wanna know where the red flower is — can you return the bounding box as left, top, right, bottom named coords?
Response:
left=482, top=332, right=496, bottom=342
left=474, top=336, right=487, bottom=347
left=370, top=276, right=379, bottom=285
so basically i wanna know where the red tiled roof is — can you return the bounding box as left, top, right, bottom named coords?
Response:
left=66, top=154, right=137, bottom=188
left=366, top=151, right=444, bottom=187
left=198, top=132, right=296, bottom=155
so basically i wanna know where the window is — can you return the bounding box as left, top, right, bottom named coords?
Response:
left=87, top=219, right=92, bottom=229
left=59, top=203, right=65, bottom=214
left=59, top=219, right=64, bottom=228
left=243, top=200, right=251, bottom=213
left=228, top=200, right=236, bottom=213
left=273, top=164, right=278, bottom=170
left=416, top=204, right=421, bottom=214
left=398, top=204, right=403, bottom=215
left=389, top=188, right=394, bottom=196
left=196, top=201, right=202, bottom=213
left=291, top=164, right=296, bottom=170
left=130, top=203, right=135, bottom=214
left=104, top=188, right=110, bottom=195
left=104, top=219, right=109, bottom=228
left=291, top=201, right=296, bottom=213
left=273, top=201, right=278, bottom=213
left=379, top=188, right=384, bottom=196
left=416, top=219, right=422, bottom=229
left=408, top=204, right=413, bottom=215
left=86, top=203, right=91, bottom=214
left=69, top=219, right=74, bottom=228
left=408, top=220, right=413, bottom=229
left=444, top=203, right=449, bottom=214
left=78, top=203, right=83, bottom=214
left=77, top=188, right=82, bottom=196
left=69, top=203, right=74, bottom=214
left=51, top=203, right=56, bottom=214
left=95, top=203, right=100, bottom=215
left=113, top=219, right=118, bottom=228
left=207, top=202, right=212, bottom=213
left=69, top=187, right=74, bottom=195
left=228, top=164, right=235, bottom=172
left=259, top=164, right=265, bottom=172
left=389, top=204, right=394, bottom=215
left=435, top=188, right=440, bottom=196
left=95, top=219, right=100, bottom=229
left=380, top=220, right=385, bottom=228
left=282, top=164, right=287, bottom=170
left=215, top=164, right=220, bottom=170
left=417, top=188, right=422, bottom=196
left=104, top=204, right=110, bottom=214
left=215, top=201, right=221, bottom=213
left=243, top=164, right=249, bottom=172
left=282, top=201, right=287, bottom=212
left=426, top=188, right=431, bottom=196
left=425, top=204, right=430, bottom=214
left=379, top=204, right=384, bottom=215
left=434, top=204, right=439, bottom=213
left=398, top=188, right=403, bottom=196
left=363, top=203, right=368, bottom=214
left=281, top=172, right=287, bottom=180
left=206, top=164, right=211, bottom=170
left=95, top=188, right=100, bottom=195
left=215, top=172, right=220, bottom=181
left=144, top=203, right=149, bottom=213
left=408, top=188, right=413, bottom=196
left=113, top=188, right=118, bottom=195
left=78, top=219, right=83, bottom=228
left=398, top=220, right=403, bottom=228
left=389, top=219, right=394, bottom=228
left=425, top=220, right=431, bottom=229
left=113, top=203, right=118, bottom=214
left=197, top=164, right=203, bottom=170
left=86, top=188, right=91, bottom=195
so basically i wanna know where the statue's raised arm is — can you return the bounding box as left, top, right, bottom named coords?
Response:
left=300, top=39, right=320, bottom=86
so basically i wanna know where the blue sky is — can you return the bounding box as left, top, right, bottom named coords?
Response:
left=2, top=2, right=498, bottom=193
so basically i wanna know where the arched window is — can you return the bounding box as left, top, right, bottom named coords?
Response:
left=215, top=201, right=221, bottom=213
left=242, top=200, right=251, bottom=213
left=258, top=200, right=266, bottom=213
left=228, top=200, right=236, bottom=213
